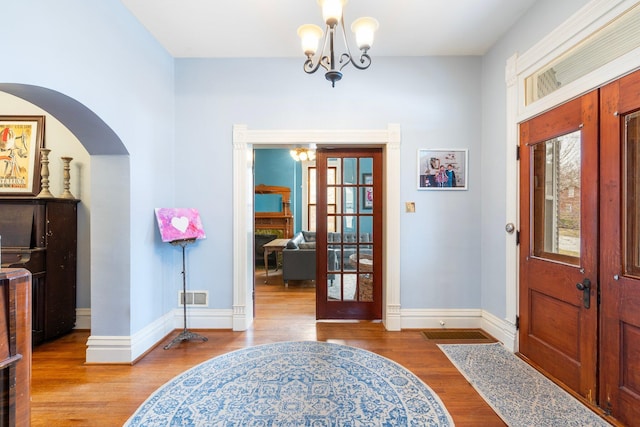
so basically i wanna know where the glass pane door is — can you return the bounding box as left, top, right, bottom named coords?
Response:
left=316, top=149, right=382, bottom=319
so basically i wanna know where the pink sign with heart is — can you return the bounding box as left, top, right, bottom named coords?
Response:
left=154, top=208, right=206, bottom=242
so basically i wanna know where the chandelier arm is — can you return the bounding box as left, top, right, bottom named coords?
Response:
left=338, top=53, right=352, bottom=71
left=302, top=24, right=332, bottom=74
left=350, top=52, right=372, bottom=70
left=337, top=15, right=372, bottom=71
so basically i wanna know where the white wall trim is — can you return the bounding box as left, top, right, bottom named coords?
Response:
left=166, top=308, right=234, bottom=329
left=400, top=308, right=483, bottom=329
left=516, top=0, right=640, bottom=122
left=400, top=308, right=515, bottom=349
left=481, top=310, right=517, bottom=351
left=74, top=308, right=92, bottom=330
left=504, top=53, right=519, bottom=349
left=516, top=0, right=635, bottom=77
left=232, top=124, right=402, bottom=331
left=85, top=306, right=513, bottom=363
left=85, top=308, right=233, bottom=363
left=383, top=125, right=402, bottom=331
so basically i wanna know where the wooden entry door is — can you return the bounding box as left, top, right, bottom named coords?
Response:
left=519, top=91, right=599, bottom=402
left=599, top=69, right=640, bottom=424
left=315, top=148, right=382, bottom=320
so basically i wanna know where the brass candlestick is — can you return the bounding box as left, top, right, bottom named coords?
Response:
left=60, top=156, right=75, bottom=199
left=36, top=148, right=54, bottom=198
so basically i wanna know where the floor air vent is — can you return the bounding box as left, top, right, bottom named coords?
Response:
left=179, top=291, right=208, bottom=306
left=421, top=329, right=496, bottom=343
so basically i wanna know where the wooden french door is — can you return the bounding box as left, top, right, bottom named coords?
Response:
left=599, top=69, right=640, bottom=425
left=519, top=91, right=599, bottom=402
left=520, top=69, right=640, bottom=425
left=315, top=148, right=382, bottom=320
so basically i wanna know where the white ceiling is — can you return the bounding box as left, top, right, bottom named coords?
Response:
left=121, top=0, right=538, bottom=58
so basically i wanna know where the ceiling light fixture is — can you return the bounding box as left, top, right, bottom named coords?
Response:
left=290, top=147, right=316, bottom=162
left=297, top=0, right=379, bottom=87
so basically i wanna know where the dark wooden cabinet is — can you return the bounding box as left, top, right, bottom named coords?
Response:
left=0, top=268, right=31, bottom=427
left=0, top=198, right=78, bottom=346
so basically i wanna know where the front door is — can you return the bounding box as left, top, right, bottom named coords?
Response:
left=315, top=148, right=382, bottom=319
left=599, top=69, right=640, bottom=424
left=519, top=91, right=599, bottom=402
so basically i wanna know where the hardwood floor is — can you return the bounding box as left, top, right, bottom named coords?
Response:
left=30, top=269, right=505, bottom=426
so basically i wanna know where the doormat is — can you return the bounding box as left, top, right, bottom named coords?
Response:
left=439, top=343, right=610, bottom=426
left=421, top=329, right=497, bottom=343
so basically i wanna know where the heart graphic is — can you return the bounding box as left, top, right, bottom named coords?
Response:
left=171, top=216, right=189, bottom=233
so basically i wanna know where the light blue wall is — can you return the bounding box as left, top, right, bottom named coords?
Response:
left=1, top=0, right=177, bottom=338
left=0, top=0, right=600, bottom=350
left=175, top=56, right=484, bottom=309
left=479, top=0, right=592, bottom=317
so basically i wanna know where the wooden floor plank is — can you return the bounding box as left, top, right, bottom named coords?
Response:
left=30, top=270, right=505, bottom=426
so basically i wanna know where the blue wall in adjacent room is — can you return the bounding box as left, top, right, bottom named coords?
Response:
left=254, top=149, right=302, bottom=232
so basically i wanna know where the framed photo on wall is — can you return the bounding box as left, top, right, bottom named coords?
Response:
left=417, top=148, right=468, bottom=190
left=362, top=173, right=373, bottom=209
left=0, top=115, right=45, bottom=196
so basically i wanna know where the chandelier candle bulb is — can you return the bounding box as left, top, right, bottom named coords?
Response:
left=320, top=0, right=345, bottom=27
left=351, top=17, right=379, bottom=51
left=290, top=147, right=316, bottom=162
left=297, top=24, right=323, bottom=56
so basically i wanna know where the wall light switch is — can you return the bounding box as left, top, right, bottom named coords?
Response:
left=405, top=202, right=415, bottom=213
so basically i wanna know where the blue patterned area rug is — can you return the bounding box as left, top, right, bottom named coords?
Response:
left=438, top=343, right=610, bottom=427
left=125, top=341, right=454, bottom=426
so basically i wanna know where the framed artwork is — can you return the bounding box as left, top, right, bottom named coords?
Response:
left=155, top=208, right=207, bottom=243
left=362, top=173, right=373, bottom=209
left=0, top=115, right=45, bottom=196
left=417, top=148, right=468, bottom=190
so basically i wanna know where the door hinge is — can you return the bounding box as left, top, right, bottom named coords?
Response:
left=516, top=231, right=520, bottom=245
left=515, top=315, right=520, bottom=330
left=516, top=145, right=520, bottom=161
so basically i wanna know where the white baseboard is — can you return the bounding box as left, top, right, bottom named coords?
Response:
left=85, top=308, right=233, bottom=364
left=83, top=307, right=515, bottom=363
left=75, top=308, right=91, bottom=330
left=167, top=308, right=234, bottom=330
left=481, top=309, right=517, bottom=351
left=400, top=308, right=483, bottom=329
left=400, top=308, right=516, bottom=349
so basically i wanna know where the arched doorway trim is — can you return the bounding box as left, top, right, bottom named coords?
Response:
left=0, top=83, right=132, bottom=362
left=0, top=84, right=128, bottom=155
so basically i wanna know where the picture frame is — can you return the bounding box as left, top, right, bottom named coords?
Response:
left=417, top=148, right=468, bottom=190
left=362, top=173, right=373, bottom=209
left=0, top=115, right=45, bottom=196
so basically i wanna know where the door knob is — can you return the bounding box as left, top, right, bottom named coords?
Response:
left=576, top=278, right=591, bottom=309
left=505, top=223, right=515, bottom=234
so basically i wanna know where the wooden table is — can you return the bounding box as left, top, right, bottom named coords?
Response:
left=263, top=238, right=290, bottom=282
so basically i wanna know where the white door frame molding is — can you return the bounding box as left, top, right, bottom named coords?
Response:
left=232, top=124, right=402, bottom=331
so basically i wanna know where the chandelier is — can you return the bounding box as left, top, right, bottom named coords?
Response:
left=297, top=0, right=379, bottom=87
left=290, top=147, right=316, bottom=162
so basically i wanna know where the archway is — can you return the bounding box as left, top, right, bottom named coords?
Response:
left=0, top=83, right=131, bottom=361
